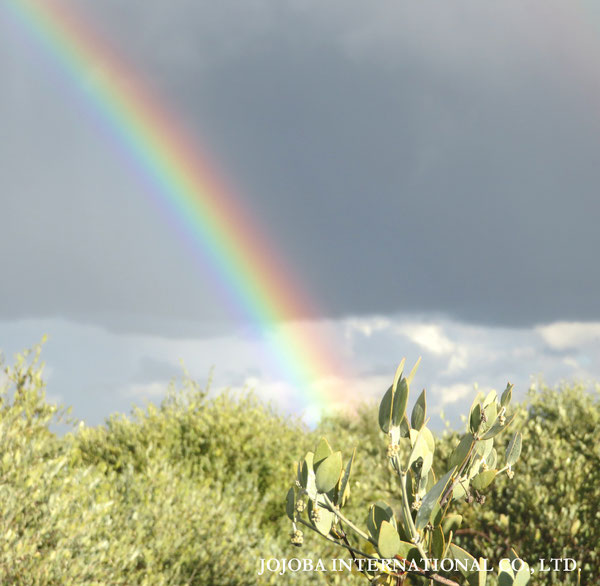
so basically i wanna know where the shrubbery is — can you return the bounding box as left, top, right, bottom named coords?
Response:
left=286, top=360, right=525, bottom=585
left=0, top=346, right=311, bottom=584
left=0, top=344, right=596, bottom=584
left=453, top=383, right=599, bottom=583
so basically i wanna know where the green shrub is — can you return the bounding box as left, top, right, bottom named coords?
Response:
left=0, top=344, right=595, bottom=584
left=287, top=359, right=527, bottom=585
left=0, top=345, right=311, bottom=584
left=452, top=383, right=598, bottom=584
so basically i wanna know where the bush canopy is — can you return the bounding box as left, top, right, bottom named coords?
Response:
left=0, top=344, right=596, bottom=584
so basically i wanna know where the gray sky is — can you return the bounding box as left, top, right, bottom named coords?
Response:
left=1, top=1, right=599, bottom=426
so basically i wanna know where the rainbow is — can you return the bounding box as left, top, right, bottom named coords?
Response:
left=5, top=0, right=351, bottom=420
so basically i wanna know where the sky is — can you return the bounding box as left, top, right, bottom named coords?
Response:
left=1, top=0, right=600, bottom=429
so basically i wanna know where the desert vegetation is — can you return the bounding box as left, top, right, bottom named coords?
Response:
left=0, top=344, right=596, bottom=584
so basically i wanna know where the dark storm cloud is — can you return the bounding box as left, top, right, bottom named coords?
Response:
left=0, top=11, right=231, bottom=332
left=2, top=0, right=600, bottom=334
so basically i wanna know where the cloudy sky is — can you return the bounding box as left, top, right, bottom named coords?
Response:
left=2, top=0, right=600, bottom=428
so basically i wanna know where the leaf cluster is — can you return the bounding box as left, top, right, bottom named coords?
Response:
left=288, top=359, right=527, bottom=585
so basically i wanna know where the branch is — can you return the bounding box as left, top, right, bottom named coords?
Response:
left=295, top=518, right=376, bottom=561
left=454, top=528, right=492, bottom=542
left=440, top=440, right=477, bottom=508
left=338, top=527, right=370, bottom=579
left=322, top=493, right=373, bottom=544
left=427, top=573, right=461, bottom=585
left=297, top=520, right=459, bottom=585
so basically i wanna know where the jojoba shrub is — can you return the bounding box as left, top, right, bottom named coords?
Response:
left=288, top=359, right=528, bottom=585
left=452, top=383, right=598, bottom=584
left=0, top=344, right=595, bottom=584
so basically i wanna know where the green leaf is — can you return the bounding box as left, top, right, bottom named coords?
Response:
left=399, top=414, right=411, bottom=438
left=415, top=467, right=455, bottom=530
left=420, top=426, right=435, bottom=453
left=300, top=452, right=317, bottom=500
left=431, top=501, right=444, bottom=528
left=467, top=391, right=484, bottom=433
left=378, top=385, right=394, bottom=433
left=513, top=562, right=531, bottom=586
left=406, top=356, right=421, bottom=386
left=498, top=558, right=514, bottom=585
left=482, top=401, right=498, bottom=432
left=468, top=455, right=483, bottom=479
left=308, top=498, right=334, bottom=536
left=386, top=358, right=406, bottom=432
left=505, top=432, right=522, bottom=467
left=470, top=403, right=482, bottom=435
left=442, top=513, right=462, bottom=535
left=416, top=466, right=434, bottom=500
left=395, top=358, right=407, bottom=386
left=431, top=525, right=445, bottom=559
left=397, top=540, right=421, bottom=561
left=449, top=434, right=474, bottom=470
left=452, top=480, right=468, bottom=501
left=448, top=543, right=477, bottom=577
left=475, top=438, right=494, bottom=460
left=378, top=520, right=400, bottom=559
left=425, top=466, right=436, bottom=493
left=407, top=429, right=430, bottom=470
left=471, top=469, right=497, bottom=491
left=315, top=451, right=342, bottom=494
left=487, top=448, right=498, bottom=470
left=391, top=377, right=410, bottom=427
left=467, top=559, right=488, bottom=586
left=482, top=413, right=516, bottom=440
left=337, top=448, right=355, bottom=507
left=367, top=501, right=395, bottom=539
left=500, top=383, right=513, bottom=407
left=420, top=451, right=434, bottom=481
left=285, top=486, right=296, bottom=521
left=483, top=389, right=497, bottom=407
left=313, top=437, right=333, bottom=469
left=445, top=530, right=454, bottom=556
left=507, top=551, right=529, bottom=583
left=411, top=389, right=427, bottom=430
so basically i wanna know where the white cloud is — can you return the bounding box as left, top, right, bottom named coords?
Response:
left=2, top=314, right=600, bottom=429
left=430, top=383, right=475, bottom=408
left=400, top=324, right=455, bottom=356
left=537, top=321, right=600, bottom=351
left=126, top=381, right=169, bottom=400
left=121, top=312, right=600, bottom=432
left=345, top=317, right=391, bottom=338
left=393, top=323, right=469, bottom=376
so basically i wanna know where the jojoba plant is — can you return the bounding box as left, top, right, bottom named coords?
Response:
left=287, top=359, right=528, bottom=585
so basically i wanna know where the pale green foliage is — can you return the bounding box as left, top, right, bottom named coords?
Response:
left=453, top=383, right=598, bottom=584
left=0, top=344, right=316, bottom=584
left=289, top=360, right=524, bottom=585
left=0, top=345, right=595, bottom=585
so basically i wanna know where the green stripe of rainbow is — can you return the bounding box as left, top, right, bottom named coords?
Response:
left=6, top=0, right=350, bottom=418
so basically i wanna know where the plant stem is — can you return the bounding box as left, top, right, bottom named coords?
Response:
left=440, top=440, right=476, bottom=507
left=295, top=518, right=376, bottom=560
left=298, top=519, right=458, bottom=585
left=397, top=469, right=429, bottom=563
left=428, top=574, right=460, bottom=585
left=322, top=493, right=373, bottom=544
